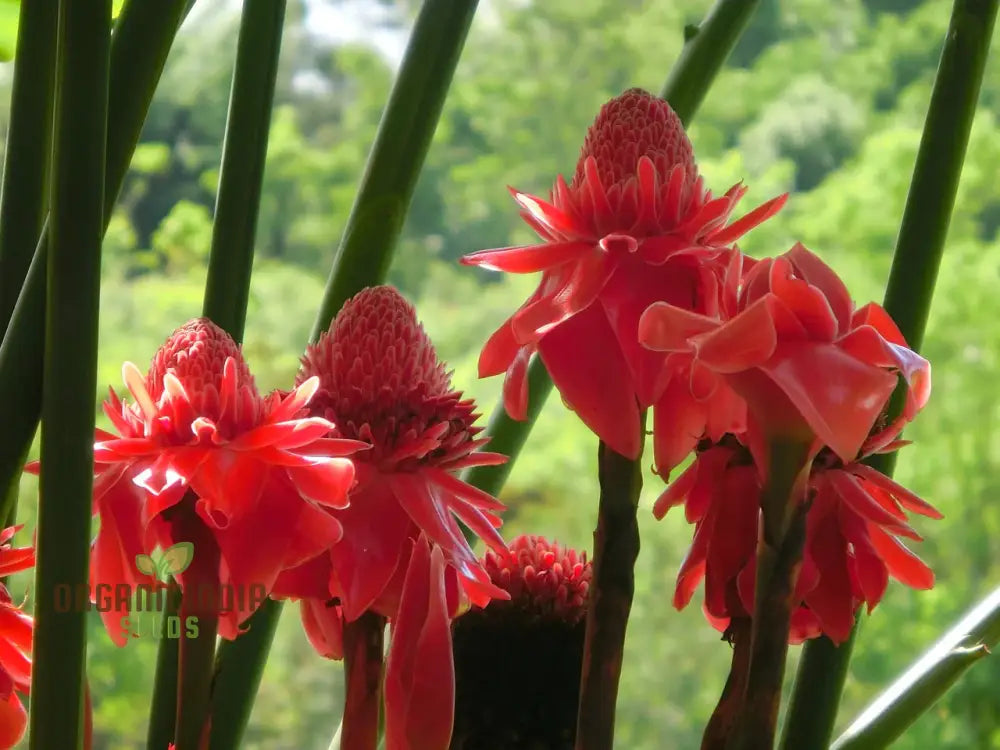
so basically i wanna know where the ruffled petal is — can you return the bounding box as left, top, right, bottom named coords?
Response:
left=460, top=241, right=592, bottom=273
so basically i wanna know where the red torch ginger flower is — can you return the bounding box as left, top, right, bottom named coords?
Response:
left=271, top=286, right=510, bottom=749
left=462, top=88, right=786, bottom=459
left=661, top=418, right=939, bottom=643
left=66, top=318, right=365, bottom=644
left=0, top=527, right=35, bottom=749
left=640, top=243, right=931, bottom=469
left=451, top=535, right=592, bottom=749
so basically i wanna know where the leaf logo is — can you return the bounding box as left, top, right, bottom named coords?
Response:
left=134, top=542, right=195, bottom=581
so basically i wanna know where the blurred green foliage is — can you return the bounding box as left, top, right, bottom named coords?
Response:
left=2, top=0, right=999, bottom=747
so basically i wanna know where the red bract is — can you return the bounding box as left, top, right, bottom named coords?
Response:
left=461, top=88, right=786, bottom=459
left=0, top=527, right=34, bottom=749
left=271, top=286, right=509, bottom=749
left=640, top=243, right=931, bottom=469
left=659, top=423, right=940, bottom=643
left=482, top=534, right=592, bottom=624
left=70, top=318, right=364, bottom=643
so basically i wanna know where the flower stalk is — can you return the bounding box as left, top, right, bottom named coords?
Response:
left=575, top=420, right=646, bottom=750
left=727, top=442, right=813, bottom=750
left=780, top=2, right=999, bottom=747
left=340, top=613, right=386, bottom=750
left=29, top=2, right=110, bottom=749
left=702, top=619, right=752, bottom=750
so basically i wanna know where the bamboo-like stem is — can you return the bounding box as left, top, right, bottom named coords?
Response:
left=0, top=0, right=191, bottom=552
left=339, top=613, right=387, bottom=750
left=310, top=0, right=479, bottom=338
left=202, top=0, right=286, bottom=336
left=831, top=585, right=1000, bottom=749
left=29, top=3, right=110, bottom=749
left=171, top=506, right=223, bottom=750
left=0, top=0, right=57, bottom=335
left=779, top=2, right=998, bottom=747
left=146, top=583, right=183, bottom=750
left=575, top=422, right=645, bottom=750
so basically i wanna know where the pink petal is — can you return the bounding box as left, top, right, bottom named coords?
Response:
left=867, top=524, right=934, bottom=590
left=538, top=304, right=642, bottom=459
left=707, top=193, right=789, bottom=246
left=638, top=303, right=718, bottom=353
left=784, top=243, right=854, bottom=333
left=329, top=479, right=413, bottom=621
left=759, top=342, right=897, bottom=463
left=385, top=539, right=455, bottom=750
left=460, top=241, right=592, bottom=273
left=695, top=296, right=780, bottom=373
left=285, top=458, right=356, bottom=508
left=652, top=377, right=706, bottom=475
left=502, top=346, right=531, bottom=421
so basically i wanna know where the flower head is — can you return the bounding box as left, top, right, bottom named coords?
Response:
left=659, top=424, right=940, bottom=643
left=78, top=318, right=364, bottom=643
left=451, top=535, right=592, bottom=749
left=0, top=527, right=35, bottom=749
left=640, top=243, right=931, bottom=469
left=272, top=287, right=509, bottom=750
left=462, top=88, right=786, bottom=458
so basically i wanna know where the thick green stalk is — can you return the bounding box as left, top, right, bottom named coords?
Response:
left=202, top=0, right=286, bottom=336
left=146, top=583, right=183, bottom=750
left=575, top=430, right=646, bottom=750
left=0, top=0, right=57, bottom=335
left=145, top=2, right=287, bottom=747
left=29, top=3, right=110, bottom=750
left=779, top=2, right=998, bottom=748
left=209, top=3, right=481, bottom=745
left=831, top=586, right=1000, bottom=749
left=461, top=0, right=765, bottom=529
left=310, top=0, right=479, bottom=339
left=0, top=0, right=192, bottom=539
left=659, top=0, right=762, bottom=122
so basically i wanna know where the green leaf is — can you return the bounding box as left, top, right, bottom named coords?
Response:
left=135, top=553, right=156, bottom=577
left=161, top=541, right=195, bottom=575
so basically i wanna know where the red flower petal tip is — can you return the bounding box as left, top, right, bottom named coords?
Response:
left=572, top=87, right=696, bottom=192
left=482, top=535, right=592, bottom=624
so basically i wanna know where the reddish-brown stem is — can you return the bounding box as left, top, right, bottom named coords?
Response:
left=702, top=618, right=753, bottom=750
left=575, top=426, right=645, bottom=750
left=340, top=611, right=387, bottom=750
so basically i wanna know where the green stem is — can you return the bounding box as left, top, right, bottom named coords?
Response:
left=339, top=613, right=386, bottom=750
left=780, top=2, right=998, bottom=747
left=575, top=423, right=646, bottom=750
left=831, top=586, right=1000, bottom=750
left=202, top=0, right=286, bottom=337
left=310, top=0, right=479, bottom=339
left=172, top=508, right=222, bottom=750
left=0, top=0, right=57, bottom=335
left=146, top=582, right=183, bottom=750
left=207, top=598, right=283, bottom=750
left=0, top=0, right=191, bottom=553
left=29, top=4, right=110, bottom=750
left=728, top=442, right=813, bottom=750
left=659, top=0, right=762, bottom=122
